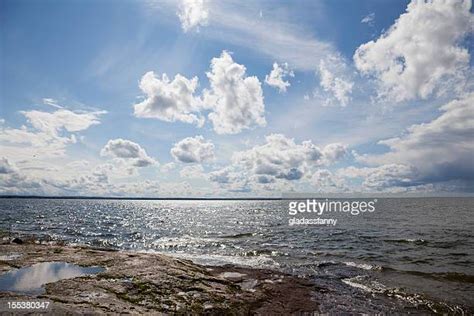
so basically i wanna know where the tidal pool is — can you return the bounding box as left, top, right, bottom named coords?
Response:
left=0, top=262, right=105, bottom=294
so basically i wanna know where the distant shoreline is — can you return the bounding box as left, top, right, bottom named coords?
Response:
left=0, top=195, right=473, bottom=200
left=0, top=195, right=282, bottom=201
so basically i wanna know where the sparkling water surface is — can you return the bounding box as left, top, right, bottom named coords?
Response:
left=1, top=198, right=473, bottom=313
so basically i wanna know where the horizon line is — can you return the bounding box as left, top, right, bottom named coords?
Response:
left=0, top=194, right=473, bottom=200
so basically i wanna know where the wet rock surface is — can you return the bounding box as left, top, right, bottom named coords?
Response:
left=0, top=241, right=320, bottom=315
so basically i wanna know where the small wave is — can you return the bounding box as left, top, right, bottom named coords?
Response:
left=218, top=232, right=257, bottom=239
left=384, top=238, right=427, bottom=245
left=142, top=251, right=280, bottom=269
left=311, top=260, right=382, bottom=271
left=386, top=287, right=467, bottom=314
left=342, top=275, right=387, bottom=293
left=239, top=250, right=288, bottom=257
left=342, top=261, right=381, bottom=271
left=309, top=260, right=337, bottom=268
left=149, top=236, right=223, bottom=250
left=342, top=275, right=467, bottom=314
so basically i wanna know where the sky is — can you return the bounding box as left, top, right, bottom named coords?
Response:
left=0, top=0, right=473, bottom=197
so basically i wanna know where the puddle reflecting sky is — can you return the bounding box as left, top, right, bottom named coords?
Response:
left=0, top=262, right=104, bottom=294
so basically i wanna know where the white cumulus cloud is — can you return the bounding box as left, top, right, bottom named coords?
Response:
left=134, top=51, right=266, bottom=135
left=208, top=167, right=232, bottom=184
left=322, top=143, right=348, bottom=163
left=204, top=51, right=266, bottom=134
left=264, top=62, right=294, bottom=93
left=133, top=71, right=204, bottom=126
left=171, top=135, right=215, bottom=163
left=354, top=0, right=473, bottom=102
left=233, top=134, right=347, bottom=183
left=101, top=138, right=156, bottom=167
left=341, top=164, right=418, bottom=190
left=177, top=0, right=209, bottom=32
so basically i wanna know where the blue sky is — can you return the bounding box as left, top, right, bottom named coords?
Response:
left=0, top=0, right=473, bottom=197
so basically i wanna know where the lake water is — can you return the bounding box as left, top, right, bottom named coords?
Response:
left=0, top=198, right=472, bottom=313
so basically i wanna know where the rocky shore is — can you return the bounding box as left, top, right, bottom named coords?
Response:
left=0, top=236, right=320, bottom=315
